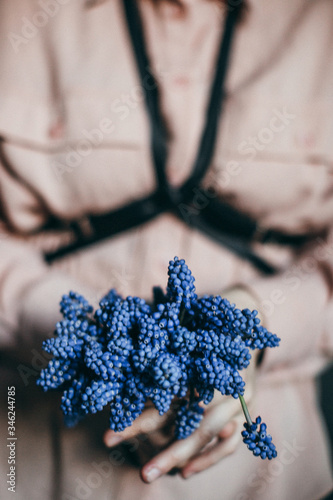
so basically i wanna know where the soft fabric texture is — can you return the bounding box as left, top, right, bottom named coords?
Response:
left=0, top=0, right=333, bottom=498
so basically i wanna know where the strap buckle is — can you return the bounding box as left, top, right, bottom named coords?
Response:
left=252, top=223, right=268, bottom=244
left=71, top=216, right=95, bottom=241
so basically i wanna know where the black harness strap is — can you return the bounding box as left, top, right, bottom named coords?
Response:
left=45, top=0, right=243, bottom=264
left=179, top=2, right=241, bottom=201
left=44, top=1, right=314, bottom=273
left=44, top=192, right=167, bottom=263
left=122, top=0, right=170, bottom=200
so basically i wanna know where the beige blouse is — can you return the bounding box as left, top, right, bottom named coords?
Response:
left=0, top=0, right=332, bottom=499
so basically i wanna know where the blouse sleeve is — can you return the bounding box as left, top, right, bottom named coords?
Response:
left=248, top=230, right=333, bottom=379
left=0, top=214, right=98, bottom=349
left=0, top=0, right=97, bottom=348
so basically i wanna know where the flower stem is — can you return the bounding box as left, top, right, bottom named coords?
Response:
left=239, top=394, right=253, bottom=427
left=179, top=305, right=186, bottom=325
left=189, top=385, right=195, bottom=404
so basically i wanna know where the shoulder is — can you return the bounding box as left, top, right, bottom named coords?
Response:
left=0, top=0, right=135, bottom=143
left=1, top=0, right=125, bottom=61
left=0, top=0, right=127, bottom=103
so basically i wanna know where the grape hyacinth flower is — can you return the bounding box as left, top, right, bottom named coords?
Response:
left=240, top=396, right=277, bottom=459
left=37, top=256, right=280, bottom=459
left=175, top=400, right=204, bottom=440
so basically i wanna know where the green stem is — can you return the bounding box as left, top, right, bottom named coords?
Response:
left=179, top=305, right=186, bottom=325
left=239, top=394, right=253, bottom=427
left=189, top=385, right=195, bottom=405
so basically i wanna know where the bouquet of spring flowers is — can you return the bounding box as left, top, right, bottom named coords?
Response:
left=37, top=257, right=280, bottom=459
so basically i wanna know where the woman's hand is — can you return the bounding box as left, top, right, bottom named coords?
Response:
left=104, top=286, right=262, bottom=482
left=103, top=401, right=176, bottom=465
left=142, top=352, right=257, bottom=482
left=103, top=354, right=257, bottom=482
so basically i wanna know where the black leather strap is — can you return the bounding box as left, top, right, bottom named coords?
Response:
left=122, top=0, right=170, bottom=200
left=44, top=192, right=168, bottom=264
left=45, top=1, right=244, bottom=264
left=44, top=0, right=313, bottom=273
left=179, top=2, right=241, bottom=200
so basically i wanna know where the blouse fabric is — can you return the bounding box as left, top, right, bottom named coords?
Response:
left=0, top=0, right=333, bottom=499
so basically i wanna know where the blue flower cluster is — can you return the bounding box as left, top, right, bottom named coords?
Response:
left=175, top=400, right=204, bottom=440
left=242, top=416, right=277, bottom=460
left=37, top=257, right=280, bottom=458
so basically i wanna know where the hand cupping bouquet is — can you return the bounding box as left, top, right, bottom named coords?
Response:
left=37, top=257, right=280, bottom=459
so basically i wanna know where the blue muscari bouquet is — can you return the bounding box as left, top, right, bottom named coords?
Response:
left=37, top=257, right=280, bottom=460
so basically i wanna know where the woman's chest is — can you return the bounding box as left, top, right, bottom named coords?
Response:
left=3, top=0, right=333, bottom=234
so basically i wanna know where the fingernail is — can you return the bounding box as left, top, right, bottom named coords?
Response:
left=183, top=470, right=194, bottom=479
left=106, top=435, right=123, bottom=447
left=144, top=467, right=161, bottom=483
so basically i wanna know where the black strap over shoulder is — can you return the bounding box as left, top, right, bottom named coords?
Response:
left=44, top=0, right=313, bottom=274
